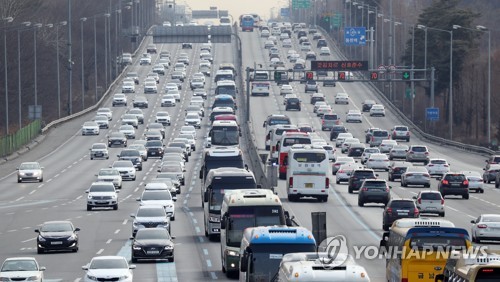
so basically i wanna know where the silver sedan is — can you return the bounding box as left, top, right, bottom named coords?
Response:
left=471, top=214, right=500, bottom=243
left=401, top=166, right=431, bottom=188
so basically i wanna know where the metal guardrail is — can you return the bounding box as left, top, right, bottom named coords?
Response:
left=316, top=26, right=495, bottom=156
left=41, top=32, right=151, bottom=134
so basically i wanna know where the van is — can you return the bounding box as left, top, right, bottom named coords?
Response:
left=321, top=113, right=339, bottom=131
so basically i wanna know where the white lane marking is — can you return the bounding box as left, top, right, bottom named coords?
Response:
left=446, top=206, right=475, bottom=219
left=192, top=219, right=198, bottom=224
left=206, top=259, right=212, bottom=268
left=29, top=190, right=36, bottom=195
left=21, top=237, right=36, bottom=243
left=106, top=239, right=112, bottom=244
left=122, top=219, right=128, bottom=225
left=203, top=248, right=209, bottom=256
left=210, top=272, right=217, bottom=279
left=96, top=248, right=104, bottom=255
left=198, top=236, right=204, bottom=243
left=114, top=229, right=120, bottom=234
left=195, top=226, right=201, bottom=233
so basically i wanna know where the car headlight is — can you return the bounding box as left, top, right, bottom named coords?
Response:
left=18, top=172, right=26, bottom=176
left=68, top=234, right=77, bottom=240
left=38, top=235, right=46, bottom=242
left=164, top=245, right=173, bottom=250
left=118, top=274, right=130, bottom=279
left=26, top=275, right=41, bottom=281
left=132, top=245, right=142, bottom=250
left=209, top=216, right=220, bottom=223
left=226, top=250, right=238, bottom=257
left=86, top=274, right=98, bottom=281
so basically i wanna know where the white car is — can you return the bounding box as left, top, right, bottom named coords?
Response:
left=334, top=92, right=349, bottom=104
left=159, top=58, right=171, bottom=68
left=461, top=170, right=484, bottom=193
left=361, top=148, right=380, bottom=164
left=121, top=114, right=139, bottom=128
left=147, top=72, right=160, bottom=83
left=166, top=89, right=181, bottom=102
left=336, top=163, right=362, bottom=183
left=112, top=93, right=127, bottom=106
left=112, top=160, right=136, bottom=181
left=425, top=158, right=451, bottom=177
left=261, top=30, right=270, bottom=37
left=300, top=42, right=311, bottom=51
left=139, top=54, right=151, bottom=65
left=365, top=153, right=390, bottom=171
left=370, top=104, right=386, bottom=116
left=155, top=111, right=171, bottom=126
left=332, top=156, right=356, bottom=174
left=93, top=115, right=109, bottom=129
left=144, top=81, right=157, bottom=93
left=121, top=80, right=135, bottom=93
left=316, top=105, right=333, bottom=117
left=82, top=121, right=100, bottom=135
left=137, top=190, right=176, bottom=220
left=287, top=50, right=297, bottom=58
left=96, top=168, right=122, bottom=189
left=86, top=182, right=119, bottom=210
left=335, top=132, right=354, bottom=147
left=319, top=47, right=331, bottom=56
left=341, top=137, right=360, bottom=154
left=184, top=113, right=201, bottom=129
left=119, top=125, right=136, bottom=139
left=282, top=39, right=292, bottom=48
left=180, top=125, right=196, bottom=136
left=346, top=110, right=362, bottom=123
left=279, top=32, right=290, bottom=40
left=165, top=83, right=178, bottom=92
left=471, top=214, right=500, bottom=243
left=152, top=64, right=165, bottom=75
left=82, top=256, right=135, bottom=282
left=96, top=107, right=112, bottom=120
left=89, top=143, right=109, bottom=160
left=379, top=139, right=398, bottom=153
left=0, top=257, right=45, bottom=282
left=161, top=94, right=176, bottom=107
left=280, top=84, right=293, bottom=95
left=190, top=77, right=205, bottom=90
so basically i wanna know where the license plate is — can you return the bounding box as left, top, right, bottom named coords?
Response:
left=95, top=153, right=103, bottom=156
left=97, top=201, right=108, bottom=204
left=147, top=251, right=160, bottom=254
left=151, top=152, right=156, bottom=155
left=398, top=213, right=408, bottom=216
left=427, top=207, right=436, bottom=210
left=51, top=241, right=63, bottom=245
left=305, top=183, right=313, bottom=188
left=451, top=184, right=460, bottom=187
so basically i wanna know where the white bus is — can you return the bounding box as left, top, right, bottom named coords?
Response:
left=285, top=145, right=330, bottom=202
left=278, top=252, right=371, bottom=281
left=220, top=189, right=291, bottom=277
left=210, top=120, right=240, bottom=147
left=269, top=125, right=299, bottom=163
left=220, top=16, right=231, bottom=26
left=251, top=82, right=270, bottom=96
left=215, top=80, right=237, bottom=98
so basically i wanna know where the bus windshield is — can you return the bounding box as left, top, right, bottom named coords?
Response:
left=226, top=206, right=283, bottom=247
left=248, top=244, right=316, bottom=281
left=216, top=86, right=236, bottom=96
left=213, top=98, right=235, bottom=108
left=293, top=152, right=326, bottom=163
left=282, top=138, right=311, bottom=147
left=209, top=178, right=257, bottom=212
left=211, top=127, right=239, bottom=146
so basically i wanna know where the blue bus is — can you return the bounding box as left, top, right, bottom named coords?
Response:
left=240, top=15, right=254, bottom=32
left=239, top=226, right=316, bottom=281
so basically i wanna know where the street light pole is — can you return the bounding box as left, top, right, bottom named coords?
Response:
left=33, top=23, right=43, bottom=117
left=68, top=0, right=73, bottom=115
left=56, top=21, right=67, bottom=118
left=80, top=17, right=87, bottom=110
left=94, top=17, right=98, bottom=102
left=417, top=24, right=429, bottom=104
left=3, top=17, right=14, bottom=135
left=17, top=22, right=32, bottom=129
left=476, top=25, right=491, bottom=144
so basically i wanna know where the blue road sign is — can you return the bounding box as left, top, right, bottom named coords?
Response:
left=344, top=27, right=366, bottom=46
left=280, top=8, right=289, bottom=17
left=426, top=107, right=439, bottom=121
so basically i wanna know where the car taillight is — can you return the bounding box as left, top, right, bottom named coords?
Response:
left=442, top=180, right=449, bottom=185
left=444, top=164, right=449, bottom=167
left=338, top=170, right=344, bottom=173
left=478, top=224, right=488, bottom=229
left=406, top=132, right=410, bottom=136
left=385, top=187, right=390, bottom=192
left=428, top=164, right=434, bottom=167
left=414, top=208, right=420, bottom=216
left=424, top=174, right=430, bottom=178
left=371, top=136, right=374, bottom=141
left=325, top=178, right=329, bottom=188
left=463, top=180, right=469, bottom=186
left=368, top=159, right=373, bottom=162
left=405, top=173, right=413, bottom=177
left=417, top=198, right=421, bottom=204
left=288, top=177, right=293, bottom=188
left=425, top=152, right=429, bottom=155
left=322, top=120, right=325, bottom=124
left=386, top=208, right=392, bottom=215
left=441, top=198, right=445, bottom=205
left=361, top=187, right=368, bottom=191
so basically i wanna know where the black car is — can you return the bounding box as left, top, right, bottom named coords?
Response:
left=285, top=98, right=301, bottom=111
left=388, top=162, right=412, bottom=181
left=329, top=125, right=348, bottom=141
left=438, top=173, right=469, bottom=199
left=348, top=169, right=377, bottom=194
left=347, top=144, right=366, bottom=158
left=182, top=43, right=193, bottom=49
left=382, top=199, right=419, bottom=231
left=316, top=39, right=327, bottom=48
left=131, top=228, right=175, bottom=263
left=297, top=30, right=307, bottom=38
left=108, top=132, right=127, bottom=147
left=133, top=97, right=149, bottom=109
left=147, top=123, right=166, bottom=139
left=117, top=149, right=143, bottom=171
left=145, top=140, right=164, bottom=158
left=35, top=220, right=80, bottom=254
left=362, top=99, right=376, bottom=112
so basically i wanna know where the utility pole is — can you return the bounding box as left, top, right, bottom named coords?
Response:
left=68, top=0, right=73, bottom=115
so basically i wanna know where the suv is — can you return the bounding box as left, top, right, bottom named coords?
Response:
left=406, top=145, right=430, bottom=164
left=107, top=132, right=127, bottom=148
left=321, top=113, right=339, bottom=131
left=390, top=125, right=410, bottom=142
left=348, top=169, right=377, bottom=193
left=130, top=205, right=171, bottom=237
left=357, top=179, right=391, bottom=207
left=305, top=80, right=318, bottom=93
left=485, top=155, right=500, bottom=170
left=388, top=162, right=412, bottom=181
left=329, top=125, right=348, bottom=141
left=413, top=190, right=445, bottom=217
left=362, top=100, right=375, bottom=112
left=285, top=97, right=301, bottom=111
left=369, top=130, right=390, bottom=147
left=364, top=127, right=380, bottom=143
left=117, top=149, right=143, bottom=171
left=86, top=182, right=119, bottom=211
left=438, top=172, right=469, bottom=199
left=316, top=39, right=327, bottom=48
left=382, top=199, right=419, bottom=231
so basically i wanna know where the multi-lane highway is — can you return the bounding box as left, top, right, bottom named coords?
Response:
left=0, top=22, right=498, bottom=282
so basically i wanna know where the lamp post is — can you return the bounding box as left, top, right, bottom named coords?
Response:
left=68, top=0, right=73, bottom=115
left=417, top=24, right=428, bottom=82
left=453, top=24, right=491, bottom=144
left=17, top=22, right=32, bottom=129
left=104, top=13, right=111, bottom=87
left=2, top=16, right=14, bottom=135
left=80, top=17, right=87, bottom=110
left=93, top=17, right=97, bottom=102
left=33, top=23, right=43, bottom=117
left=55, top=21, right=67, bottom=118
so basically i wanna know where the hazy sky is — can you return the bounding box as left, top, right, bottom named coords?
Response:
left=180, top=0, right=287, bottom=20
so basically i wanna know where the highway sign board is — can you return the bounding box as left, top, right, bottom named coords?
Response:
left=426, top=108, right=439, bottom=121
left=344, top=27, right=366, bottom=46
left=292, top=0, right=310, bottom=9
left=311, top=60, right=368, bottom=71
left=280, top=8, right=290, bottom=17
